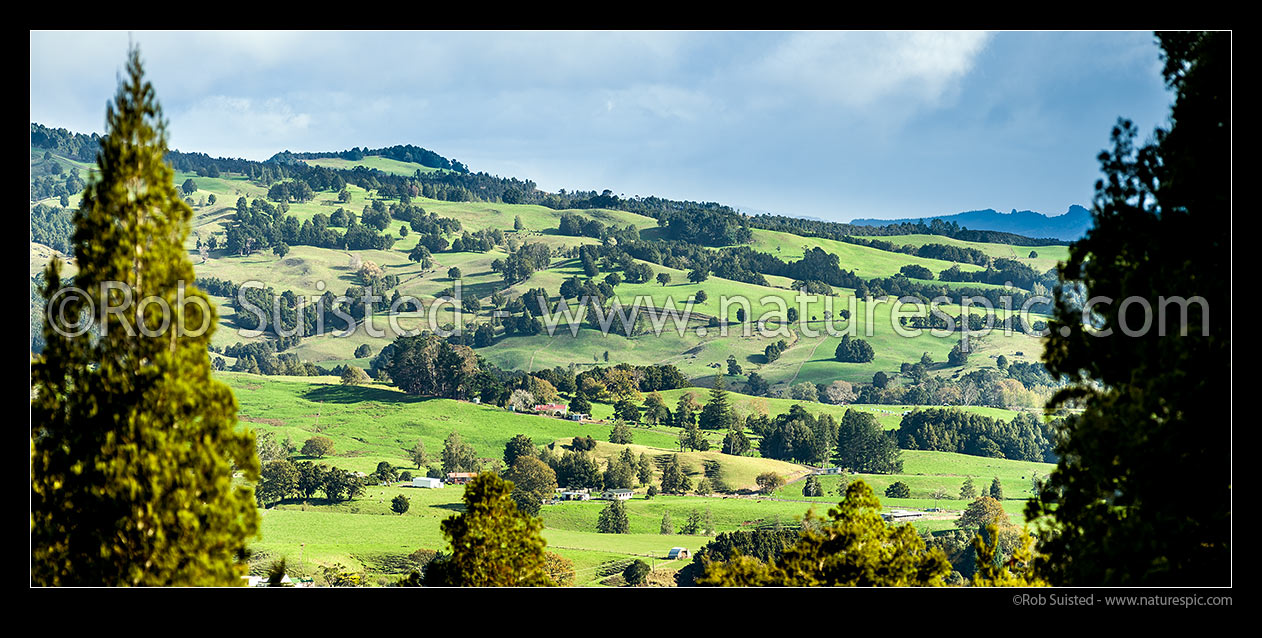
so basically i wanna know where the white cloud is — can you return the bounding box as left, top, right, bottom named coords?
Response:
left=170, top=96, right=311, bottom=157
left=750, top=31, right=991, bottom=110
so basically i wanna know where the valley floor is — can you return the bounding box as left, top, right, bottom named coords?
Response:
left=225, top=373, right=1053, bottom=586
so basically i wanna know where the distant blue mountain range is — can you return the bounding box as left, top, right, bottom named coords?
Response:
left=852, top=205, right=1092, bottom=242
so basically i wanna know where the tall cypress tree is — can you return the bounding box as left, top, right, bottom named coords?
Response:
left=31, top=47, right=260, bottom=586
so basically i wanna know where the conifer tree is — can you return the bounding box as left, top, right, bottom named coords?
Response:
left=698, top=374, right=734, bottom=430
left=989, top=476, right=1004, bottom=500
left=660, top=454, right=692, bottom=494
left=426, top=473, right=554, bottom=586
left=960, top=475, right=977, bottom=500
left=31, top=47, right=260, bottom=586
left=637, top=452, right=653, bottom=485
left=596, top=499, right=630, bottom=534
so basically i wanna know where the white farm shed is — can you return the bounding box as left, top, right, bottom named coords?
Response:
left=412, top=477, right=444, bottom=489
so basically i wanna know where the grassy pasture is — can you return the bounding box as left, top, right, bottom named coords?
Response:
left=876, top=233, right=1071, bottom=274
left=228, top=374, right=1046, bottom=583
left=299, top=156, right=447, bottom=176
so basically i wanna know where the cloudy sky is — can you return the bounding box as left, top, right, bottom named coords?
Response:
left=30, top=30, right=1173, bottom=222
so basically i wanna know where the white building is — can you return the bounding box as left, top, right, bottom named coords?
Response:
left=667, top=547, right=691, bottom=560
left=412, top=476, right=444, bottom=489
left=881, top=509, right=924, bottom=523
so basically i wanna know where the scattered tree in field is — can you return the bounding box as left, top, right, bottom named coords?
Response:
left=514, top=215, right=524, bottom=231
left=656, top=272, right=672, bottom=286
left=698, top=375, right=735, bottom=431
left=508, top=389, right=535, bottom=412
left=872, top=371, right=889, bottom=389
left=623, top=559, right=651, bottom=586
left=834, top=471, right=853, bottom=496
left=674, top=393, right=700, bottom=429
left=989, top=477, right=1004, bottom=500
left=756, top=472, right=785, bottom=495
left=354, top=344, right=372, bottom=358
left=356, top=260, right=385, bottom=283
left=321, top=467, right=365, bottom=501
left=31, top=47, right=260, bottom=586
left=442, top=432, right=481, bottom=475
left=613, top=399, right=639, bottom=424
left=745, top=372, right=769, bottom=396
left=603, top=448, right=638, bottom=490
left=680, top=508, right=703, bottom=535
left=957, top=496, right=1010, bottom=531
left=503, top=434, right=536, bottom=468
left=374, top=461, right=399, bottom=483
left=504, top=456, right=557, bottom=517
left=885, top=481, right=911, bottom=499
left=302, top=436, right=335, bottom=458
left=722, top=423, right=750, bottom=457
left=726, top=355, right=742, bottom=376
left=597, top=499, right=630, bottom=534
left=790, top=382, right=818, bottom=402
left=448, top=266, right=461, bottom=280
left=660, top=511, right=674, bottom=535
left=822, top=380, right=857, bottom=405
left=834, top=335, right=875, bottom=363
left=802, top=475, right=823, bottom=497
left=408, top=440, right=429, bottom=469
left=679, top=418, right=709, bottom=452
left=930, top=488, right=950, bottom=509
left=610, top=419, right=634, bottom=445
left=960, top=476, right=978, bottom=500
left=834, top=409, right=903, bottom=474
left=422, top=473, right=554, bottom=586
left=543, top=552, right=576, bottom=587
left=642, top=391, right=669, bottom=426
left=341, top=365, right=370, bottom=385
left=384, top=334, right=479, bottom=399
left=696, top=477, right=714, bottom=496
left=660, top=455, right=692, bottom=494
left=392, top=494, right=411, bottom=515
left=257, top=460, right=299, bottom=507
left=637, top=453, right=653, bottom=485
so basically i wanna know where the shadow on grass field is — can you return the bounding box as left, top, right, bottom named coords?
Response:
left=301, top=383, right=428, bottom=404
